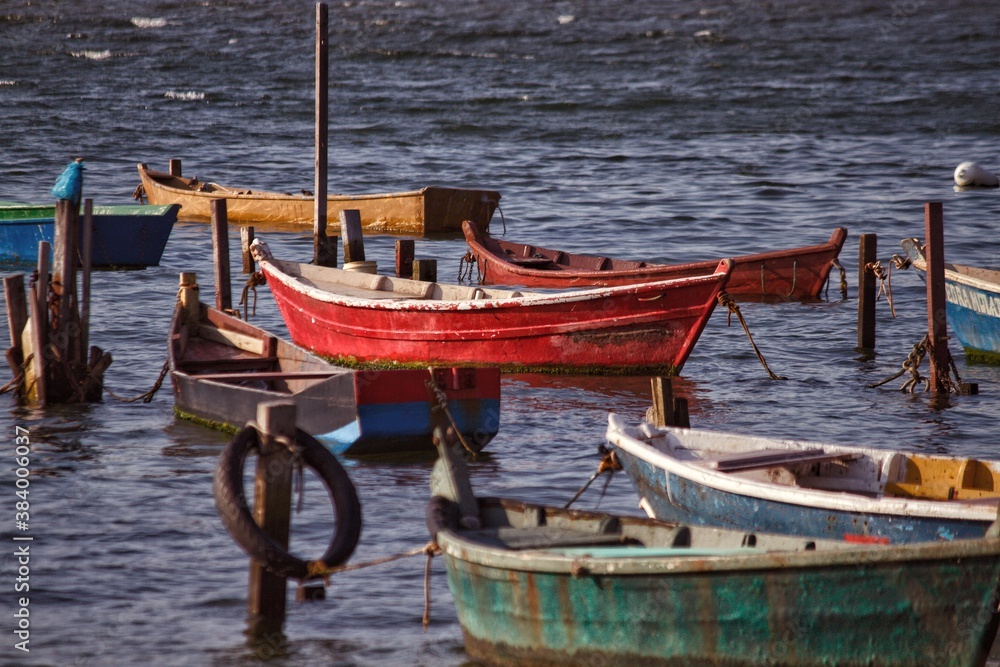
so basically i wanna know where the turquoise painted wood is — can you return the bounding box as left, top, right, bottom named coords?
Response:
left=429, top=439, right=1000, bottom=667
left=0, top=203, right=179, bottom=268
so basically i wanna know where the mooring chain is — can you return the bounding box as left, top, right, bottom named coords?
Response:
left=240, top=271, right=266, bottom=320
left=867, top=334, right=929, bottom=392
left=716, top=292, right=787, bottom=381
left=425, top=369, right=478, bottom=456
left=865, top=260, right=898, bottom=318
left=564, top=445, right=622, bottom=509
left=104, top=358, right=170, bottom=403
left=457, top=251, right=483, bottom=284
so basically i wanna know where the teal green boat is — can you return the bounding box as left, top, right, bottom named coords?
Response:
left=0, top=202, right=179, bottom=268
left=428, top=434, right=1000, bottom=667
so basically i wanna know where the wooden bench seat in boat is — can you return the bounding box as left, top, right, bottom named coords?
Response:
left=697, top=448, right=862, bottom=473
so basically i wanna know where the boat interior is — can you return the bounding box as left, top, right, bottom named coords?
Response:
left=491, top=237, right=649, bottom=273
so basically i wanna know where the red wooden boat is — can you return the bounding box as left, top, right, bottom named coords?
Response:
left=251, top=239, right=732, bottom=375
left=462, top=221, right=847, bottom=299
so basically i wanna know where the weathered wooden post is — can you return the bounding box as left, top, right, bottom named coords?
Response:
left=412, top=259, right=437, bottom=282
left=178, top=273, right=201, bottom=325
left=4, top=274, right=27, bottom=381
left=247, top=401, right=297, bottom=636
left=857, top=233, right=877, bottom=351
left=211, top=199, right=232, bottom=312
left=25, top=241, right=50, bottom=405
left=923, top=203, right=950, bottom=393
left=169, top=158, right=182, bottom=177
left=395, top=239, right=415, bottom=278
left=340, top=209, right=365, bottom=264
left=648, top=376, right=690, bottom=428
left=79, top=199, right=94, bottom=361
left=312, top=2, right=337, bottom=268
left=241, top=227, right=256, bottom=274
left=52, top=199, right=81, bottom=368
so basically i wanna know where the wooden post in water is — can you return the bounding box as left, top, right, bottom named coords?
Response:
left=169, top=158, right=182, bottom=177
left=52, top=200, right=79, bottom=361
left=247, top=401, right=297, bottom=636
left=26, top=241, right=50, bottom=405
left=340, top=209, right=365, bottom=264
left=857, top=233, right=877, bottom=351
left=412, top=259, right=437, bottom=282
left=924, top=202, right=950, bottom=393
left=241, top=227, right=256, bottom=274
left=313, top=2, right=336, bottom=268
left=4, top=274, right=27, bottom=382
left=80, top=199, right=94, bottom=361
left=211, top=199, right=232, bottom=312
left=395, top=240, right=415, bottom=278
left=179, top=273, right=200, bottom=325
left=649, top=377, right=690, bottom=428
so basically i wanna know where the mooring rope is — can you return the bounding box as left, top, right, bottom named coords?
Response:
left=866, top=260, right=898, bottom=318
left=716, top=291, right=786, bottom=380
left=240, top=271, right=266, bottom=320
left=829, top=257, right=848, bottom=299
left=0, top=371, right=23, bottom=395
left=425, top=368, right=477, bottom=456
left=564, top=446, right=622, bottom=509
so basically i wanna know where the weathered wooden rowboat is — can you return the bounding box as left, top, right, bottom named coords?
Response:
left=251, top=239, right=733, bottom=375
left=902, top=237, right=1000, bottom=364
left=0, top=202, right=179, bottom=268
left=428, top=432, right=1000, bottom=667
left=462, top=220, right=847, bottom=299
left=606, top=414, right=1000, bottom=544
left=137, top=162, right=500, bottom=235
left=168, top=285, right=500, bottom=456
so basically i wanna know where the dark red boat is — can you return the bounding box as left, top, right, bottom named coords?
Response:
left=462, top=221, right=847, bottom=300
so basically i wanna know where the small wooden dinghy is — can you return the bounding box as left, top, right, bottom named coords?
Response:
left=137, top=162, right=500, bottom=235
left=902, top=237, right=1000, bottom=364
left=606, top=414, right=1000, bottom=544
left=168, top=277, right=500, bottom=455
left=0, top=202, right=179, bottom=268
left=252, top=239, right=732, bottom=375
left=428, top=431, right=1000, bottom=667
left=463, top=220, right=847, bottom=299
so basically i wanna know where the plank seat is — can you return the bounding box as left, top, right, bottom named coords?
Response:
left=179, top=357, right=279, bottom=372
left=509, top=257, right=555, bottom=267
left=698, top=448, right=861, bottom=473
left=191, top=370, right=342, bottom=382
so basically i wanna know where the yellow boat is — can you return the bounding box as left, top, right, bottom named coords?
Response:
left=135, top=162, right=500, bottom=235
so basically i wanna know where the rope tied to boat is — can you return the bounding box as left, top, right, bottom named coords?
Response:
left=458, top=251, right=484, bottom=285
left=564, top=445, right=622, bottom=510
left=425, top=368, right=478, bottom=456
left=240, top=271, right=266, bottom=320
left=132, top=183, right=146, bottom=204
left=827, top=257, right=848, bottom=299
left=716, top=291, right=787, bottom=380
left=865, top=260, right=898, bottom=318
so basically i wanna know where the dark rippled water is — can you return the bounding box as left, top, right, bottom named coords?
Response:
left=2, top=1, right=1000, bottom=665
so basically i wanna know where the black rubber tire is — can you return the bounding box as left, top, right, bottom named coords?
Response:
left=214, top=426, right=362, bottom=580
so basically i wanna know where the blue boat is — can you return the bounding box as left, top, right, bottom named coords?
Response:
left=902, top=237, right=1000, bottom=364
left=606, top=414, right=1000, bottom=544
left=0, top=203, right=179, bottom=269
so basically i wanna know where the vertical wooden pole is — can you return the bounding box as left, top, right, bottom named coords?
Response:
left=27, top=241, right=51, bottom=404
left=924, top=202, right=949, bottom=393
left=4, top=275, right=27, bottom=350
left=313, top=2, right=330, bottom=267
left=211, top=199, right=232, bottom=312
left=857, top=233, right=877, bottom=351
left=169, top=158, right=182, bottom=177
left=395, top=239, right=415, bottom=278
left=340, top=209, right=365, bottom=263
left=241, top=226, right=256, bottom=274
left=412, top=259, right=437, bottom=282
left=650, top=377, right=675, bottom=427
left=247, top=401, right=297, bottom=636
left=179, top=273, right=200, bottom=325
left=52, top=199, right=79, bottom=337
left=80, top=198, right=93, bottom=362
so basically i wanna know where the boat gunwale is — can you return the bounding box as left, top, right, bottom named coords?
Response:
left=902, top=237, right=1000, bottom=295
left=606, top=416, right=1000, bottom=521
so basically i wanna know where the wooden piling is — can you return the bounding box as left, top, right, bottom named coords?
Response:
left=169, top=158, right=182, bottom=177
left=241, top=227, right=256, bottom=274
left=412, top=259, right=437, bottom=282
left=857, top=233, right=877, bottom=351
left=924, top=203, right=950, bottom=393
left=4, top=275, right=27, bottom=351
left=25, top=241, right=51, bottom=405
left=247, top=401, right=297, bottom=636
left=340, top=210, right=365, bottom=264
left=313, top=2, right=330, bottom=267
left=211, top=199, right=232, bottom=312
left=650, top=377, right=675, bottom=427
left=395, top=239, right=415, bottom=278
left=80, top=199, right=94, bottom=361
left=52, top=199, right=79, bottom=338
left=179, top=273, right=200, bottom=325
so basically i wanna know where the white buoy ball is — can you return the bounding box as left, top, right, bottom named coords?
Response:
left=954, top=161, right=1000, bottom=188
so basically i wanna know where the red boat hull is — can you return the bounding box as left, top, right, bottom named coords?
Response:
left=259, top=257, right=731, bottom=375
left=463, top=221, right=847, bottom=300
